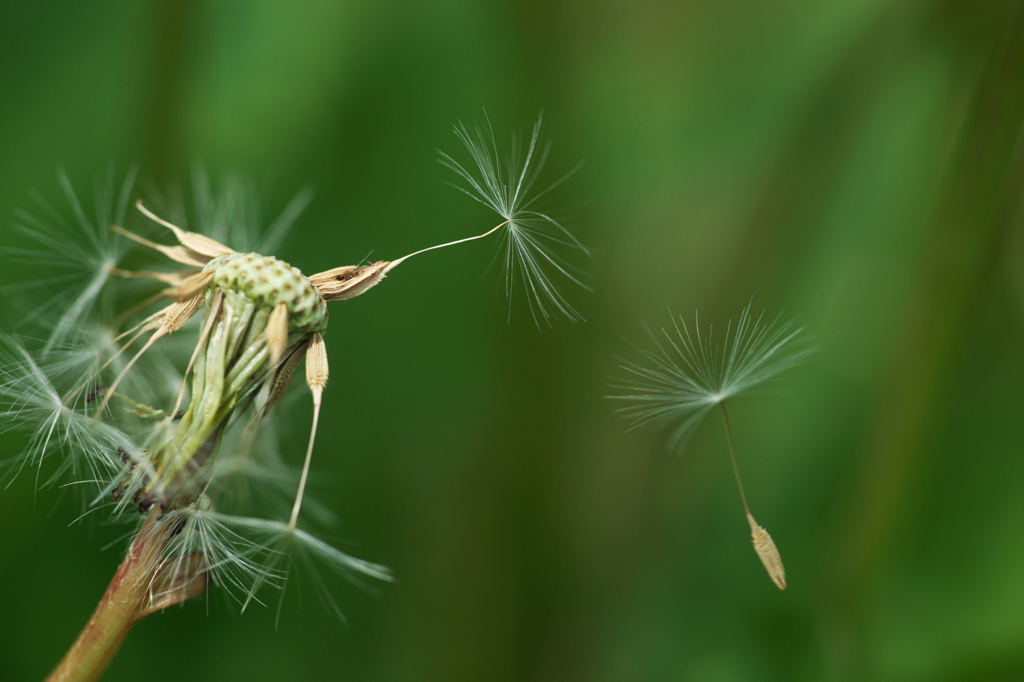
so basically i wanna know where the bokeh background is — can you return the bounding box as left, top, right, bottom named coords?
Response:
left=2, top=1, right=1024, bottom=680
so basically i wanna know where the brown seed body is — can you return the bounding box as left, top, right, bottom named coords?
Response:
left=309, top=261, right=390, bottom=301
left=747, top=512, right=786, bottom=590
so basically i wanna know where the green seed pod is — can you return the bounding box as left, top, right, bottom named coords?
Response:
left=205, top=253, right=328, bottom=335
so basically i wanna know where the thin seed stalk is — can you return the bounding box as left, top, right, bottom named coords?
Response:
left=45, top=510, right=207, bottom=682
left=718, top=402, right=750, bottom=516
left=719, top=401, right=787, bottom=590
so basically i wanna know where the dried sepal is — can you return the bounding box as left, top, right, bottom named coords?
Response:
left=309, top=261, right=390, bottom=302
left=112, top=224, right=212, bottom=268
left=266, top=302, right=289, bottom=368
left=161, top=270, right=215, bottom=302
left=93, top=293, right=206, bottom=417
left=747, top=512, right=786, bottom=590
left=136, top=200, right=234, bottom=259
left=309, top=265, right=356, bottom=286
left=159, top=293, right=206, bottom=334
left=105, top=266, right=193, bottom=287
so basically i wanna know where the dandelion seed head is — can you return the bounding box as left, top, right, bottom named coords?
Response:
left=2, top=168, right=391, bottom=619
left=6, top=121, right=584, bottom=620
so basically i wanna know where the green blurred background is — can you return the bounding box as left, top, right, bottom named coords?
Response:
left=2, top=1, right=1024, bottom=680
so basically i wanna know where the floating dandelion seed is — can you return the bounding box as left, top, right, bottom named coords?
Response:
left=437, top=112, right=591, bottom=326
left=610, top=303, right=810, bottom=589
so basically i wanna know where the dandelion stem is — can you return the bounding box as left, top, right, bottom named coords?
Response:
left=44, top=509, right=207, bottom=682
left=719, top=402, right=751, bottom=517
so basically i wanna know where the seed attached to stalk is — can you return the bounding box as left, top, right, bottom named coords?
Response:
left=611, top=304, right=809, bottom=589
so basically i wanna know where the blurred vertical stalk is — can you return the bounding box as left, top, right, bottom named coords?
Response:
left=145, top=0, right=196, bottom=182
left=831, top=2, right=1024, bottom=602
left=44, top=511, right=207, bottom=682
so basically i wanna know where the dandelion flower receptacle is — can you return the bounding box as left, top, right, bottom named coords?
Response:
left=610, top=303, right=809, bottom=590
